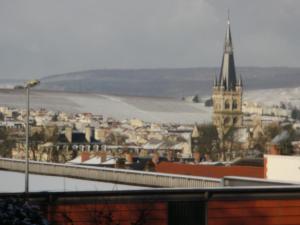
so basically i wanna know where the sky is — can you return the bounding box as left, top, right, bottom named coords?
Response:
left=0, top=0, right=299, bottom=79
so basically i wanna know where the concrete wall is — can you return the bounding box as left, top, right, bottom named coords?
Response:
left=265, top=154, right=300, bottom=183
left=222, top=176, right=295, bottom=187
left=0, top=158, right=221, bottom=188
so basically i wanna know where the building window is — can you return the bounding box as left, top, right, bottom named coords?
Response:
left=168, top=201, right=205, bottom=225
left=233, top=100, right=238, bottom=109
left=233, top=117, right=238, bottom=125
left=224, top=117, right=230, bottom=125
left=215, top=104, right=220, bottom=110
left=225, top=100, right=230, bottom=109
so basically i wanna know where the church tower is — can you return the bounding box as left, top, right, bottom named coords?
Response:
left=212, top=16, right=243, bottom=133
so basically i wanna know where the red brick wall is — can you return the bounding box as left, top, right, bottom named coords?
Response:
left=33, top=192, right=300, bottom=225
left=156, top=162, right=264, bottom=178
left=208, top=199, right=300, bottom=225
left=48, top=202, right=167, bottom=225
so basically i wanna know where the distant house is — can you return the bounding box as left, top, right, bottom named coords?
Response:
left=182, top=95, right=200, bottom=103
left=0, top=121, right=23, bottom=129
left=266, top=130, right=290, bottom=155
left=57, top=126, right=101, bottom=152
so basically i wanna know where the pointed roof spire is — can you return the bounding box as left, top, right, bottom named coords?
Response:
left=225, top=10, right=233, bottom=54
left=218, top=11, right=237, bottom=91
left=214, top=74, right=218, bottom=86
left=238, top=74, right=243, bottom=87
left=192, top=124, right=200, bottom=138
left=227, top=9, right=230, bottom=23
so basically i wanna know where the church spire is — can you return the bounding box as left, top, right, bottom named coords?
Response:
left=214, top=74, right=218, bottom=86
left=238, top=74, right=243, bottom=87
left=218, top=13, right=237, bottom=91
left=212, top=12, right=243, bottom=133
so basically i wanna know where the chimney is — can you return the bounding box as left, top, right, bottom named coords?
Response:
left=81, top=151, right=90, bottom=162
left=152, top=152, right=159, bottom=165
left=100, top=151, right=107, bottom=162
left=269, top=145, right=280, bottom=155
left=65, top=127, right=73, bottom=143
left=167, top=150, right=173, bottom=161
left=125, top=153, right=133, bottom=164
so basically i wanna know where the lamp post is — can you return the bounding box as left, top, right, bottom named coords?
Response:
left=24, top=79, right=40, bottom=194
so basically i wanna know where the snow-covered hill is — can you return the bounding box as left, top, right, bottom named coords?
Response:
left=0, top=90, right=211, bottom=124
left=1, top=84, right=300, bottom=125
left=245, top=86, right=300, bottom=107
left=38, top=67, right=300, bottom=98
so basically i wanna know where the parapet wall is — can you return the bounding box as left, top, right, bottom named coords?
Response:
left=0, top=158, right=221, bottom=188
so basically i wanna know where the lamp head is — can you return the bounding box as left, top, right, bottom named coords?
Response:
left=26, top=79, right=40, bottom=88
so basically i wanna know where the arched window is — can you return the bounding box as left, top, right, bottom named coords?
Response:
left=233, top=100, right=238, bottom=109
left=225, top=100, right=230, bottom=109
left=233, top=117, right=238, bottom=125
left=224, top=117, right=230, bottom=125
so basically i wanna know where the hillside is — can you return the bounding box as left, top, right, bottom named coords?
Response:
left=39, top=67, right=300, bottom=98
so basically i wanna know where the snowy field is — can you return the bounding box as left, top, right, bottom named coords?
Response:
left=0, top=89, right=212, bottom=124
left=0, top=87, right=299, bottom=124
left=244, top=87, right=300, bottom=107
left=0, top=170, right=148, bottom=193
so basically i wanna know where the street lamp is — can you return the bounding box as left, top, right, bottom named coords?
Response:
left=24, top=79, right=40, bottom=194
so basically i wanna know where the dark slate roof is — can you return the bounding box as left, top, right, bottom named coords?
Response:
left=218, top=19, right=238, bottom=91
left=271, top=130, right=290, bottom=145
left=58, top=134, right=68, bottom=143
left=72, top=133, right=86, bottom=143
left=231, top=158, right=264, bottom=167
left=57, top=132, right=101, bottom=144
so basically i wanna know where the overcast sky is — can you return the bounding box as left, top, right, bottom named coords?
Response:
left=0, top=0, right=299, bottom=79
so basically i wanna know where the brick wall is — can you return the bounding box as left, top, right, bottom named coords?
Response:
left=48, top=202, right=167, bottom=225
left=156, top=162, right=264, bottom=178
left=208, top=199, right=300, bottom=225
